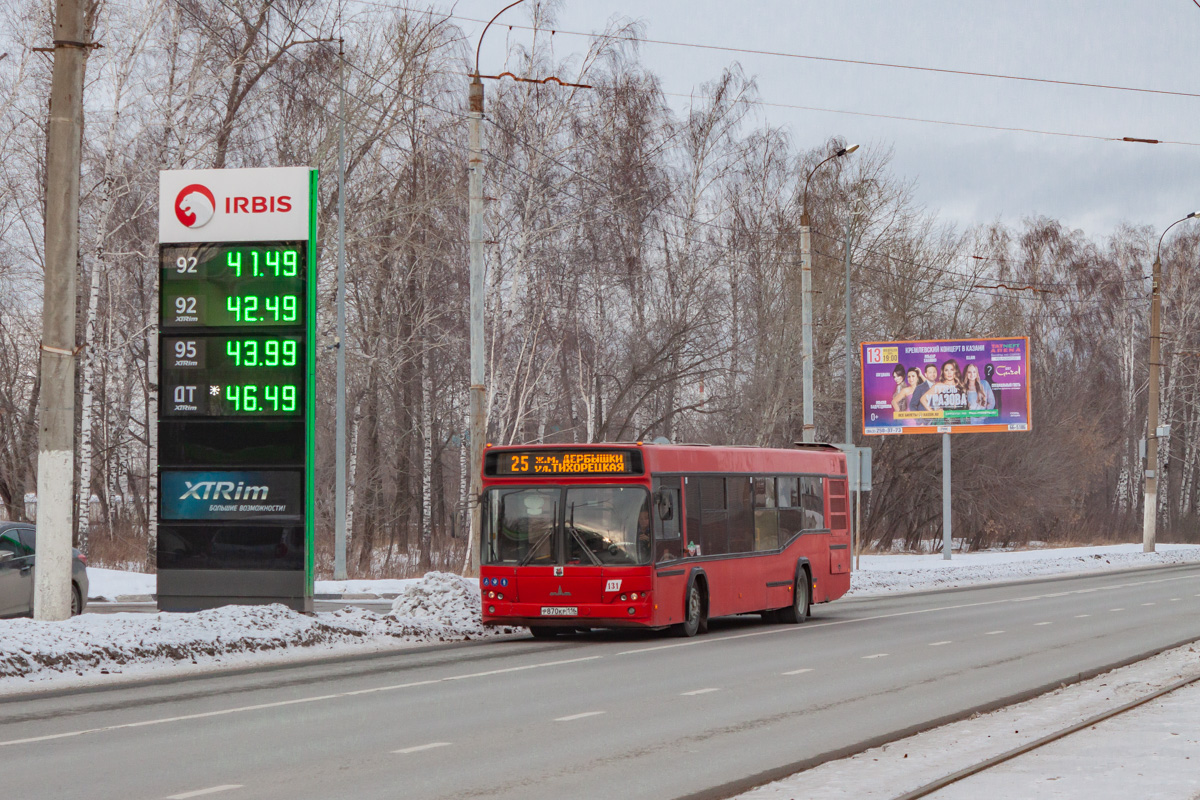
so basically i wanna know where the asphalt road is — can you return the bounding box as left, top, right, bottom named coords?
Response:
left=4, top=564, right=1200, bottom=800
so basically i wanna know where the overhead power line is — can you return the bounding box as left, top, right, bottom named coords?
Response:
left=447, top=14, right=1200, bottom=101
left=660, top=91, right=1200, bottom=148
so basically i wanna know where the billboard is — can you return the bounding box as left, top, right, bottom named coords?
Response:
left=861, top=337, right=1031, bottom=435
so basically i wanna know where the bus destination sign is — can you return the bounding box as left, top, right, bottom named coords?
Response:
left=490, top=449, right=638, bottom=476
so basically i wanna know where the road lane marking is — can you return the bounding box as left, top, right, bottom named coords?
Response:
left=1110, top=608, right=1125, bottom=612
left=166, top=787, right=243, bottom=799
left=393, top=742, right=451, bottom=754
left=1170, top=598, right=1180, bottom=602
left=681, top=688, right=720, bottom=696
left=0, top=656, right=601, bottom=748
left=1035, top=622, right=1053, bottom=626
left=1075, top=614, right=1091, bottom=618
left=986, top=630, right=1005, bottom=635
left=782, top=668, right=813, bottom=675
left=862, top=653, right=889, bottom=659
left=1142, top=602, right=1156, bottom=606
left=554, top=711, right=605, bottom=721
left=928, top=641, right=951, bottom=646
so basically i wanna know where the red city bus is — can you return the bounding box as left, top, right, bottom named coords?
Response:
left=479, top=442, right=851, bottom=637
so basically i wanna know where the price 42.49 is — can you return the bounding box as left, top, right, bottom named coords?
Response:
left=224, top=383, right=299, bottom=413
left=225, top=294, right=299, bottom=323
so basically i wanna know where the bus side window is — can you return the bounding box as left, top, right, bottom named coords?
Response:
left=685, top=476, right=702, bottom=556
left=777, top=476, right=802, bottom=544
left=652, top=477, right=682, bottom=563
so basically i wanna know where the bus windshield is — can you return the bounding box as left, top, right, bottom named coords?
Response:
left=484, top=486, right=651, bottom=566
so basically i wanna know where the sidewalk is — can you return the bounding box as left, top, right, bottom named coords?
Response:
left=734, top=641, right=1200, bottom=800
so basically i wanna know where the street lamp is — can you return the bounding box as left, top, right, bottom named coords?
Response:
left=1143, top=210, right=1199, bottom=553
left=799, top=143, right=858, bottom=442
left=467, top=0, right=525, bottom=575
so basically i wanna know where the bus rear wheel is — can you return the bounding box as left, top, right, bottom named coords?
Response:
left=778, top=570, right=810, bottom=624
left=528, top=626, right=559, bottom=639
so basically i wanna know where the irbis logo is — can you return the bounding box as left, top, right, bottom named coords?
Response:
left=174, top=184, right=216, bottom=228
left=180, top=480, right=269, bottom=501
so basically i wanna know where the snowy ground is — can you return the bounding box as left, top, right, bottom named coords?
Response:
left=732, top=642, right=1200, bottom=800
left=84, top=569, right=420, bottom=601
left=0, top=572, right=518, bottom=694
left=847, top=543, right=1200, bottom=597
left=5, top=544, right=1199, bottom=696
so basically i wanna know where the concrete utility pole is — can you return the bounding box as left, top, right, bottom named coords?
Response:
left=799, top=143, right=857, bottom=442
left=467, top=72, right=485, bottom=576
left=1143, top=211, right=1199, bottom=553
left=34, top=0, right=89, bottom=620
left=334, top=36, right=348, bottom=581
left=466, top=1, right=524, bottom=576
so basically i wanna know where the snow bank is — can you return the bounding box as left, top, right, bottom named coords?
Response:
left=0, top=572, right=516, bottom=689
left=848, top=543, right=1200, bottom=596
left=85, top=569, right=420, bottom=601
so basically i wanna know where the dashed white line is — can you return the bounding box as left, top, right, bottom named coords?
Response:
left=166, top=787, right=243, bottom=800
left=1035, top=622, right=1053, bottom=626
left=782, top=668, right=813, bottom=676
left=862, top=653, right=889, bottom=659
left=986, top=630, right=1005, bottom=635
left=1170, top=598, right=1181, bottom=602
left=1110, top=608, right=1125, bottom=612
left=1142, top=602, right=1157, bottom=607
left=928, top=641, right=952, bottom=646
left=681, top=688, right=721, bottom=696
left=1075, top=614, right=1091, bottom=618
left=554, top=711, right=606, bottom=722
left=393, top=742, right=451, bottom=754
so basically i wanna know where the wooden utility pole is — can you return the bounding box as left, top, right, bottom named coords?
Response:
left=34, top=0, right=89, bottom=619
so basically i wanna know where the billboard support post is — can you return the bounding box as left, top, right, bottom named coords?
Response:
left=942, top=433, right=952, bottom=560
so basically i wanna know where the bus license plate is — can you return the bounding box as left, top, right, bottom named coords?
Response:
left=540, top=606, right=577, bottom=616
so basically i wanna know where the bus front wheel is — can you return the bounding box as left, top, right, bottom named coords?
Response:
left=677, top=584, right=706, bottom=637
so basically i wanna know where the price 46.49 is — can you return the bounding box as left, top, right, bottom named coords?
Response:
left=224, top=383, right=299, bottom=413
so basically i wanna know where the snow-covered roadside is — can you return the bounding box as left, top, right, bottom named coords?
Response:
left=848, top=543, right=1200, bottom=596
left=733, top=641, right=1200, bottom=800
left=84, top=569, right=420, bottom=602
left=0, top=572, right=518, bottom=693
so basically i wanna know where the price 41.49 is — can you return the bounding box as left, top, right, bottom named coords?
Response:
left=224, top=383, right=299, bottom=413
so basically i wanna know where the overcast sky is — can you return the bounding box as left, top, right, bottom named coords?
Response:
left=441, top=0, right=1200, bottom=240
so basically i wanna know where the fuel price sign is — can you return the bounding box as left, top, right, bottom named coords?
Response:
left=157, top=167, right=316, bottom=613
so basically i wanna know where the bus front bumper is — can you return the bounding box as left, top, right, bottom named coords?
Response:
left=482, top=600, right=654, bottom=628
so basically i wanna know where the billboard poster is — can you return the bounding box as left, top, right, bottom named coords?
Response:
left=861, top=337, right=1032, bottom=435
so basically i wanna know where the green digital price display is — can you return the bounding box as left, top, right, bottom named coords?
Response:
left=163, top=334, right=304, bottom=417
left=161, top=243, right=306, bottom=328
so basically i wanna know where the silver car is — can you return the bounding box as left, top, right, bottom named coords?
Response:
left=0, top=522, right=89, bottom=617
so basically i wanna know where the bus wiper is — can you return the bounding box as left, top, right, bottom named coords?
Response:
left=566, top=524, right=602, bottom=566
left=519, top=529, right=555, bottom=566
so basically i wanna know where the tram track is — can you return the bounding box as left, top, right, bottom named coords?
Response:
left=892, top=668, right=1200, bottom=800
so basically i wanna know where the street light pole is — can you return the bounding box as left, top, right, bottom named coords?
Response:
left=799, top=143, right=857, bottom=442
left=467, top=1, right=524, bottom=576
left=1143, top=211, right=1198, bottom=553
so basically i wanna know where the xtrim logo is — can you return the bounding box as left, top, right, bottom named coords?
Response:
left=180, top=480, right=268, bottom=501
left=175, top=184, right=216, bottom=228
